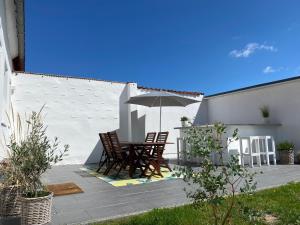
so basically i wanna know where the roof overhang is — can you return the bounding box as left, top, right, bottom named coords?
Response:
left=205, top=75, right=300, bottom=99
left=13, top=0, right=25, bottom=71
left=138, top=86, right=203, bottom=97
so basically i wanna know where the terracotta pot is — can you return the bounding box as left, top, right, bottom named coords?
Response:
left=0, top=185, right=22, bottom=217
left=20, top=192, right=53, bottom=225
left=279, top=150, right=294, bottom=164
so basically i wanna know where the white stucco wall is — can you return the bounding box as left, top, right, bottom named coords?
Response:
left=203, top=80, right=300, bottom=158
left=13, top=73, right=134, bottom=164
left=13, top=73, right=202, bottom=164
left=0, top=0, right=17, bottom=159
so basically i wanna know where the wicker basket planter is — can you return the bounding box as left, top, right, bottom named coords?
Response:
left=20, top=192, right=53, bottom=225
left=279, top=150, right=294, bottom=165
left=0, top=185, right=22, bottom=217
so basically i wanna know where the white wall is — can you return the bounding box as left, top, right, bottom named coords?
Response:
left=0, top=0, right=17, bottom=159
left=203, top=80, right=300, bottom=158
left=13, top=73, right=202, bottom=164
left=13, top=73, right=134, bottom=164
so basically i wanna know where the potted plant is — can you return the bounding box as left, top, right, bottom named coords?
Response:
left=277, top=141, right=294, bottom=164
left=0, top=159, right=22, bottom=218
left=0, top=110, right=24, bottom=218
left=180, top=116, right=189, bottom=127
left=9, top=110, right=69, bottom=225
left=260, top=105, right=270, bottom=123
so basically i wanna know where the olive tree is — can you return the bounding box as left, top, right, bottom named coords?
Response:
left=178, top=123, right=257, bottom=225
left=8, top=109, right=69, bottom=197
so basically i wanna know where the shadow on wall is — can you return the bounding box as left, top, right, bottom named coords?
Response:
left=84, top=85, right=148, bottom=165
left=131, top=110, right=146, bottom=142
left=84, top=115, right=147, bottom=165
left=194, top=99, right=208, bottom=125
left=119, top=85, right=131, bottom=141
left=84, top=138, right=102, bottom=165
left=84, top=128, right=123, bottom=165
left=85, top=84, right=132, bottom=165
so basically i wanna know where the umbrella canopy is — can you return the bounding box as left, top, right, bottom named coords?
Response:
left=125, top=91, right=200, bottom=131
left=126, top=91, right=199, bottom=107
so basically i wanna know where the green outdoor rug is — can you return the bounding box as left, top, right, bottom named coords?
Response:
left=79, top=165, right=180, bottom=187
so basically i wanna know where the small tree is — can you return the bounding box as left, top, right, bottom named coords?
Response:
left=178, top=123, right=257, bottom=225
left=8, top=109, right=69, bottom=197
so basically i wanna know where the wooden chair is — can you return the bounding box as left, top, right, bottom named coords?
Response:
left=97, top=133, right=115, bottom=173
left=146, top=132, right=157, bottom=142
left=140, top=132, right=157, bottom=156
left=138, top=132, right=156, bottom=169
left=154, top=132, right=172, bottom=171
left=143, top=131, right=171, bottom=177
left=106, top=131, right=130, bottom=177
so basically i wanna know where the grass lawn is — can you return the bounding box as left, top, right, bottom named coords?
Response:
left=95, top=182, right=300, bottom=225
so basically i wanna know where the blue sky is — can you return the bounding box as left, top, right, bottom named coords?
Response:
left=25, top=0, right=300, bottom=95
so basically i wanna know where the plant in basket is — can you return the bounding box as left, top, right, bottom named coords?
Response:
left=8, top=108, right=69, bottom=225
left=277, top=141, right=294, bottom=164
left=0, top=109, right=24, bottom=218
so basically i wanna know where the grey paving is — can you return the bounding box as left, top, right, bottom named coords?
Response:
left=1, top=164, right=300, bottom=225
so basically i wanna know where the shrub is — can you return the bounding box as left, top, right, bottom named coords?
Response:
left=180, top=116, right=189, bottom=122
left=260, top=106, right=269, bottom=118
left=277, top=141, right=294, bottom=151
left=177, top=123, right=257, bottom=225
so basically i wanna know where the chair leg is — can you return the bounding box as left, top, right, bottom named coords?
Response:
left=141, top=162, right=150, bottom=177
left=147, top=161, right=163, bottom=178
left=104, top=161, right=116, bottom=175
left=161, top=159, right=172, bottom=172
left=97, top=158, right=107, bottom=172
left=155, top=161, right=163, bottom=177
left=115, top=161, right=127, bottom=178
left=97, top=151, right=106, bottom=171
left=114, top=162, right=119, bottom=169
left=106, top=157, right=110, bottom=167
left=99, top=151, right=105, bottom=164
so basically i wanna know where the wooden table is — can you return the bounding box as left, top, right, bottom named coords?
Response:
left=120, top=142, right=174, bottom=177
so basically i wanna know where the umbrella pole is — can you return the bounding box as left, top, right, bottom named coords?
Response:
left=159, top=98, right=162, bottom=132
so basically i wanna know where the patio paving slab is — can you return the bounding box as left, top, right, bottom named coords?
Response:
left=1, top=164, right=300, bottom=225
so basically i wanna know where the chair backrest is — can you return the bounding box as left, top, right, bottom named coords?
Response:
left=153, top=132, right=169, bottom=156
left=99, top=133, right=114, bottom=159
left=145, top=132, right=156, bottom=143
left=156, top=132, right=169, bottom=143
left=143, top=132, right=156, bottom=154
left=107, top=131, right=124, bottom=160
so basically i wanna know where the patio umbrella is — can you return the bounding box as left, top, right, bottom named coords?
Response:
left=125, top=91, right=200, bottom=131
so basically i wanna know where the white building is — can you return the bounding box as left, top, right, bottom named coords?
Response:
left=0, top=0, right=24, bottom=147
left=0, top=0, right=299, bottom=164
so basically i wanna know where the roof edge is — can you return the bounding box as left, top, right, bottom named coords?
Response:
left=205, top=75, right=300, bottom=98
left=15, top=71, right=203, bottom=96
left=14, top=71, right=134, bottom=85
left=138, top=86, right=203, bottom=96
